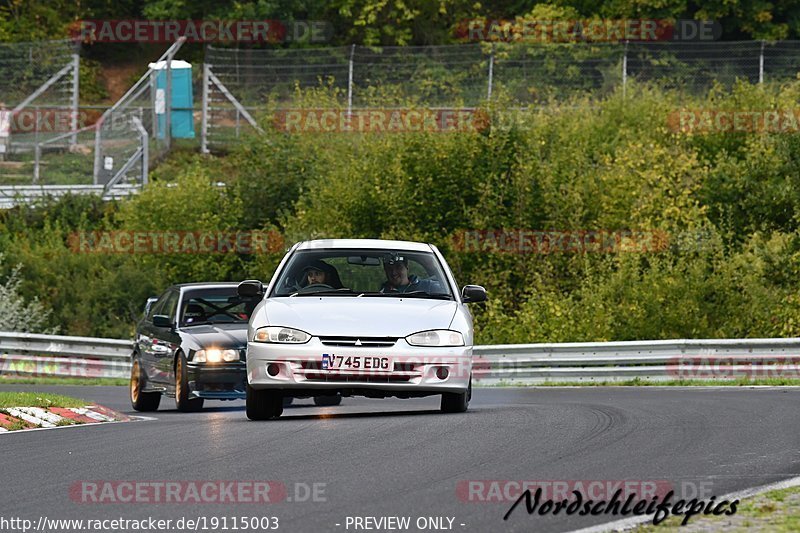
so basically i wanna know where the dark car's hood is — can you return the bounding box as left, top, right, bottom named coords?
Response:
left=180, top=323, right=248, bottom=350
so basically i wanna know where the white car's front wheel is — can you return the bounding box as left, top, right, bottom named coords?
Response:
left=246, top=384, right=283, bottom=420
left=440, top=377, right=470, bottom=413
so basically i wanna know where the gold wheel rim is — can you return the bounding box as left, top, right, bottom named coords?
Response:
left=130, top=361, right=140, bottom=402
left=176, top=358, right=182, bottom=401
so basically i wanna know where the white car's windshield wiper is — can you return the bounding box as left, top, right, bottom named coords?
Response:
left=293, top=288, right=360, bottom=297
left=369, top=291, right=453, bottom=300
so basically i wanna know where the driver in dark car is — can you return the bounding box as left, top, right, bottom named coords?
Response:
left=302, top=259, right=343, bottom=288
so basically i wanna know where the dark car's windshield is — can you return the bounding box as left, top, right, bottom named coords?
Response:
left=180, top=288, right=254, bottom=327
left=270, top=249, right=454, bottom=299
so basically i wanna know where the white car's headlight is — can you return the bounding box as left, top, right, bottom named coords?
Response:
left=194, top=348, right=239, bottom=363
left=406, top=330, right=464, bottom=347
left=254, top=326, right=311, bottom=344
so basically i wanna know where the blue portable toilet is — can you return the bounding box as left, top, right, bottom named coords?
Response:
left=149, top=59, right=195, bottom=139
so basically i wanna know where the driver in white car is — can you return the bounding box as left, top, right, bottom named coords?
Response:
left=302, top=259, right=343, bottom=288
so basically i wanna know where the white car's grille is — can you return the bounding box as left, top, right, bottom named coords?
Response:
left=318, top=336, right=397, bottom=347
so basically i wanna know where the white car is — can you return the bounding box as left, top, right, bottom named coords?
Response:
left=238, top=239, right=487, bottom=420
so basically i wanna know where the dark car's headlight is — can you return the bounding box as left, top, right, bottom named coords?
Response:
left=406, top=330, right=464, bottom=347
left=254, top=326, right=311, bottom=344
left=194, top=349, right=239, bottom=363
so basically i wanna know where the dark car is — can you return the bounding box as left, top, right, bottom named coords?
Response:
left=130, top=283, right=254, bottom=412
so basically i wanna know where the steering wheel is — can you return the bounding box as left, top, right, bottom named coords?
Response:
left=303, top=283, right=333, bottom=290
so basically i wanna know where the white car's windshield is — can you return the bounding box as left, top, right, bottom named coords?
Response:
left=270, top=249, right=453, bottom=299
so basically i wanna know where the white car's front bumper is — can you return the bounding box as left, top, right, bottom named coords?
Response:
left=246, top=337, right=471, bottom=396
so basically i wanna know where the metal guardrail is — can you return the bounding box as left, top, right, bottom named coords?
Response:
left=1, top=332, right=799, bottom=383
left=0, top=184, right=139, bottom=209
left=0, top=332, right=133, bottom=379
left=472, top=338, right=800, bottom=385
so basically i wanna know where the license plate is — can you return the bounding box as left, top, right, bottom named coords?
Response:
left=321, top=354, right=390, bottom=371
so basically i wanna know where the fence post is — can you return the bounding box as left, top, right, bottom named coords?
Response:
left=92, top=113, right=101, bottom=185
left=33, top=110, right=40, bottom=183
left=70, top=52, right=79, bottom=146
left=347, top=44, right=355, bottom=116
left=347, top=44, right=356, bottom=119
left=759, top=40, right=765, bottom=84
left=201, top=60, right=209, bottom=154
left=134, top=117, right=148, bottom=187
left=487, top=43, right=495, bottom=100
left=164, top=51, right=173, bottom=152
left=622, top=40, right=628, bottom=99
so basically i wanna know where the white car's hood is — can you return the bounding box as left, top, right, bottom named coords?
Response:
left=259, top=297, right=459, bottom=337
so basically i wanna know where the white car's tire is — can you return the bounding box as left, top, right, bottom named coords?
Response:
left=246, top=385, right=283, bottom=420
left=441, top=378, right=470, bottom=413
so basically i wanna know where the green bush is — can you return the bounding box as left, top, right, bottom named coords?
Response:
left=5, top=81, right=800, bottom=343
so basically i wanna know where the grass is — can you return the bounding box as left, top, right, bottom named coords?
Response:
left=5, top=418, right=28, bottom=431
left=0, top=376, right=128, bottom=386
left=0, top=148, right=94, bottom=185
left=634, top=485, right=800, bottom=532
left=0, top=391, right=88, bottom=408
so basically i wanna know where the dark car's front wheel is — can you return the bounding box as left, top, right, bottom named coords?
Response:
left=246, top=384, right=283, bottom=420
left=130, top=357, right=160, bottom=412
left=175, top=353, right=204, bottom=412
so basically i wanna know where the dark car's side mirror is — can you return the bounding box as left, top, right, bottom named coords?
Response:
left=238, top=280, right=264, bottom=299
left=144, top=296, right=159, bottom=317
left=461, top=285, right=487, bottom=303
left=152, top=314, right=173, bottom=328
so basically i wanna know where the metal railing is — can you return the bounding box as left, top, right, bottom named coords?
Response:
left=0, top=183, right=139, bottom=209
left=0, top=332, right=133, bottom=379
left=2, top=332, right=799, bottom=384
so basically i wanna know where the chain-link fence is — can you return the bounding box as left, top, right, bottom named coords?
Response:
left=202, top=40, right=800, bottom=150
left=0, top=40, right=80, bottom=184
left=93, top=38, right=186, bottom=189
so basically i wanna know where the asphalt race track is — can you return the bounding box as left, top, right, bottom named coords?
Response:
left=1, top=385, right=799, bottom=533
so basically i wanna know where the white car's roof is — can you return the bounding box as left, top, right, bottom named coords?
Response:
left=295, top=239, right=433, bottom=252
